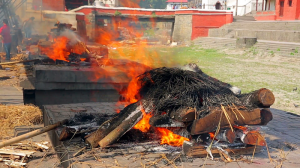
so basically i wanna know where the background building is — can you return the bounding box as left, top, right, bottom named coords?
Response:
left=166, top=0, right=188, bottom=9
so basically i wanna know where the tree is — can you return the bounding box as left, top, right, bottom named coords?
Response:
left=119, top=0, right=167, bottom=9
left=140, top=0, right=167, bottom=9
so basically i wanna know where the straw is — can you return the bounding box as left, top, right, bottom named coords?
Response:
left=0, top=104, right=43, bottom=139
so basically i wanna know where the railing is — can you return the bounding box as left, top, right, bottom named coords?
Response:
left=252, top=2, right=264, bottom=11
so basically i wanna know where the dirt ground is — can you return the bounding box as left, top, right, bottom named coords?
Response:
left=221, top=48, right=300, bottom=114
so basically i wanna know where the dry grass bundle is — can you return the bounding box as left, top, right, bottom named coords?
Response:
left=0, top=104, right=43, bottom=139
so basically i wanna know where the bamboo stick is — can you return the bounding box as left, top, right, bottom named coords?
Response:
left=0, top=120, right=68, bottom=148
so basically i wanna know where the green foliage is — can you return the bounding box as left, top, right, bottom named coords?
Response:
left=270, top=50, right=274, bottom=55
left=250, top=46, right=258, bottom=55
left=277, top=48, right=280, bottom=51
left=290, top=52, right=295, bottom=55
left=114, top=11, right=122, bottom=16
left=295, top=48, right=298, bottom=53
left=151, top=11, right=157, bottom=17
left=140, top=0, right=167, bottom=9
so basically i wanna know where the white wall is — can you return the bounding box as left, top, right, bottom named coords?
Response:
left=99, top=0, right=117, bottom=7
left=202, top=0, right=226, bottom=10
left=226, top=0, right=276, bottom=16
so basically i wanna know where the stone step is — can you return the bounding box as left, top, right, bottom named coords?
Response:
left=233, top=16, right=256, bottom=22
left=221, top=22, right=300, bottom=31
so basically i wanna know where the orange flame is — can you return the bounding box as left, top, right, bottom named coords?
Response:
left=45, top=37, right=70, bottom=61
left=156, top=128, right=190, bottom=146
left=133, top=108, right=152, bottom=132
left=87, top=0, right=187, bottom=146
left=133, top=107, right=190, bottom=146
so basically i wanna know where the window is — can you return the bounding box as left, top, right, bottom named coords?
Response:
left=289, top=0, right=293, bottom=7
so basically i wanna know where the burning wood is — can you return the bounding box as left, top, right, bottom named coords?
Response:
left=85, top=102, right=146, bottom=148
left=80, top=64, right=274, bottom=154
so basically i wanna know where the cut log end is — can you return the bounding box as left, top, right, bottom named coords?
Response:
left=260, top=108, right=273, bottom=125
left=258, top=88, right=275, bottom=107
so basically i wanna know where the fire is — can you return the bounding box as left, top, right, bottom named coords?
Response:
left=89, top=0, right=187, bottom=146
left=234, top=125, right=248, bottom=132
left=133, top=107, right=189, bottom=146
left=133, top=108, right=152, bottom=132
left=209, top=132, right=215, bottom=139
left=44, top=37, right=70, bottom=61
left=156, top=128, right=189, bottom=146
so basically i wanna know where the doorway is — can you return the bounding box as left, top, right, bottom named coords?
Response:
left=279, top=1, right=284, bottom=17
left=215, top=2, right=221, bottom=10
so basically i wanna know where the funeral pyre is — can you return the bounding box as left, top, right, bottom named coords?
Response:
left=20, top=22, right=108, bottom=66
left=54, top=63, right=274, bottom=158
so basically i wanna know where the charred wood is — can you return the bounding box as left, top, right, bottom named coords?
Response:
left=86, top=102, right=142, bottom=148
left=149, top=115, right=185, bottom=127
left=215, top=129, right=236, bottom=144
left=169, top=107, right=196, bottom=122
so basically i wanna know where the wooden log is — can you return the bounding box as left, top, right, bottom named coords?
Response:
left=149, top=115, right=185, bottom=127
left=215, top=129, right=236, bottom=143
left=98, top=106, right=143, bottom=148
left=0, top=59, right=39, bottom=65
left=239, top=88, right=275, bottom=108
left=190, top=107, right=272, bottom=135
left=236, top=130, right=266, bottom=146
left=86, top=102, right=142, bottom=148
left=59, top=127, right=76, bottom=141
left=260, top=108, right=273, bottom=125
left=182, top=141, right=262, bottom=158
left=169, top=107, right=196, bottom=122
left=0, top=120, right=68, bottom=148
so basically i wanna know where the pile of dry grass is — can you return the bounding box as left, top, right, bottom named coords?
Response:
left=0, top=104, right=43, bottom=139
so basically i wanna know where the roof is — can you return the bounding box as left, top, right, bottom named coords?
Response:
left=166, top=0, right=188, bottom=3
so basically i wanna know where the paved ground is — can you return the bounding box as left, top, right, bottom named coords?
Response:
left=0, top=69, right=61, bottom=168
left=41, top=102, right=300, bottom=168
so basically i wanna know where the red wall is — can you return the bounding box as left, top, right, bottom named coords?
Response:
left=276, top=0, right=298, bottom=20
left=255, top=0, right=300, bottom=21
left=74, top=7, right=233, bottom=40
left=191, top=13, right=233, bottom=39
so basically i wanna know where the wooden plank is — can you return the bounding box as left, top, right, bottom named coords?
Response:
left=0, top=149, right=35, bottom=157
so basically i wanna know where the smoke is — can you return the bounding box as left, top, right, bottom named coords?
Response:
left=59, top=29, right=82, bottom=46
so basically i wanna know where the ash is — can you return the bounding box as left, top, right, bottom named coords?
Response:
left=66, top=113, right=117, bottom=126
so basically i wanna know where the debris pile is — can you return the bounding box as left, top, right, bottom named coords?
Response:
left=0, top=141, right=49, bottom=167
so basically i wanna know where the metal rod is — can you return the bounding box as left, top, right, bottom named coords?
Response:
left=235, top=0, right=238, bottom=16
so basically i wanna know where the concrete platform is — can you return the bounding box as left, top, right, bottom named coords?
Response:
left=44, top=102, right=300, bottom=168
left=20, top=59, right=150, bottom=106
